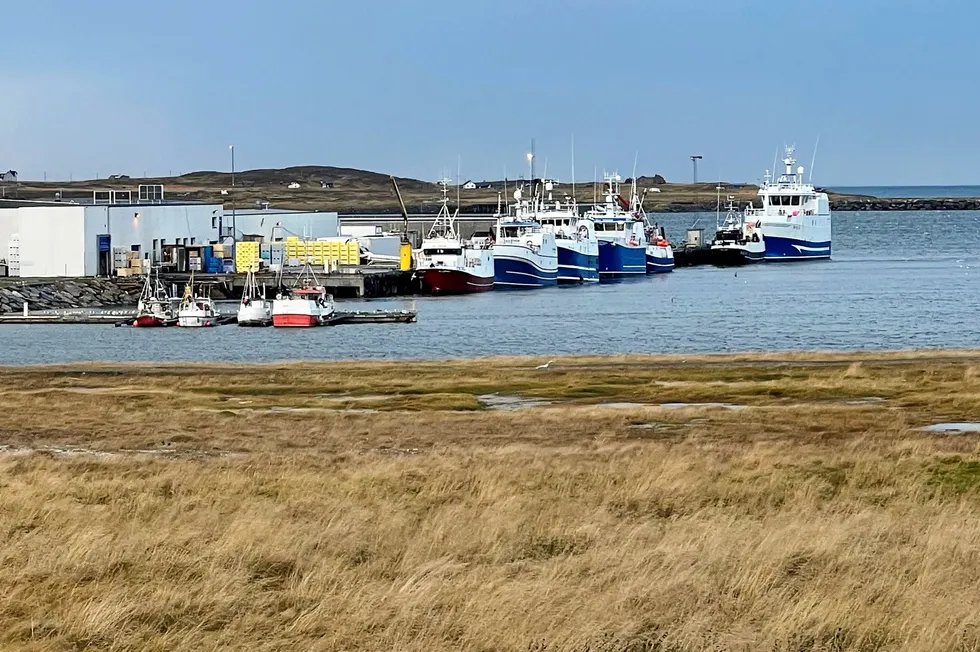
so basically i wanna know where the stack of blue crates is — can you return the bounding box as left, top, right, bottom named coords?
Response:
left=201, top=246, right=224, bottom=274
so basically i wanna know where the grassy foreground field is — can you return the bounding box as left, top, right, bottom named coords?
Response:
left=3, top=351, right=980, bottom=651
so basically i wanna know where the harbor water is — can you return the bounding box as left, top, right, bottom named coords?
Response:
left=4, top=210, right=980, bottom=364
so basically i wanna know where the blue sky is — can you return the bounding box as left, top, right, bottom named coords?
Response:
left=2, top=0, right=977, bottom=185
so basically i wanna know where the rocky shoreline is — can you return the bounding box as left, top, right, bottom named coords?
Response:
left=648, top=197, right=980, bottom=213
left=0, top=278, right=143, bottom=314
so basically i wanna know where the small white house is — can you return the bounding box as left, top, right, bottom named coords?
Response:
left=461, top=180, right=477, bottom=190
left=1, top=170, right=17, bottom=182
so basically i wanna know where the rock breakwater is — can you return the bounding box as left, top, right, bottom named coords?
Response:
left=0, top=278, right=143, bottom=313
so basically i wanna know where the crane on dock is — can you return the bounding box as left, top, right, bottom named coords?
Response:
left=389, top=176, right=413, bottom=271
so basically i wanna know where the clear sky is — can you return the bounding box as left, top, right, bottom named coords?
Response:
left=3, top=0, right=977, bottom=185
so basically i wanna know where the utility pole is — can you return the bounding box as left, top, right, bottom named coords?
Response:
left=690, top=155, right=703, bottom=184
left=228, top=145, right=236, bottom=243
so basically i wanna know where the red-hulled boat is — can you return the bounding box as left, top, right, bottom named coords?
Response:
left=415, top=178, right=494, bottom=295
left=133, top=269, right=175, bottom=327
left=271, top=262, right=335, bottom=327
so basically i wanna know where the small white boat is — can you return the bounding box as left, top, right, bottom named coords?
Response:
left=272, top=263, right=335, bottom=327
left=237, top=269, right=272, bottom=326
left=177, top=277, right=217, bottom=327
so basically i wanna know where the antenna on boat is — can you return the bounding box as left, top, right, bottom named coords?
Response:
left=809, top=134, right=820, bottom=183
left=456, top=154, right=461, bottom=211
left=716, top=180, right=722, bottom=227
left=571, top=133, right=576, bottom=201
left=503, top=165, right=508, bottom=203
left=631, top=151, right=639, bottom=212
left=772, top=147, right=779, bottom=185
left=593, top=166, right=597, bottom=205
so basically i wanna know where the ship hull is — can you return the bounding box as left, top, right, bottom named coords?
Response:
left=598, top=241, right=647, bottom=278
left=763, top=235, right=832, bottom=261
left=493, top=246, right=558, bottom=289
left=645, top=246, right=674, bottom=274
left=133, top=314, right=167, bottom=328
left=272, top=313, right=321, bottom=328
left=557, top=246, right=599, bottom=284
left=711, top=246, right=766, bottom=266
left=418, top=268, right=494, bottom=294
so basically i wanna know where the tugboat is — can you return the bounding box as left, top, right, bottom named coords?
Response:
left=743, top=146, right=832, bottom=260
left=272, top=262, right=335, bottom=327
left=133, top=269, right=175, bottom=327
left=532, top=179, right=599, bottom=284
left=176, top=275, right=217, bottom=327
left=492, top=185, right=558, bottom=289
left=711, top=192, right=766, bottom=266
left=583, top=174, right=647, bottom=278
left=416, top=178, right=494, bottom=294
left=237, top=268, right=272, bottom=326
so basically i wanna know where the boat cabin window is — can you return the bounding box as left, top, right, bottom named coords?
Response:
left=424, top=248, right=462, bottom=256
left=770, top=195, right=803, bottom=207
left=594, top=222, right=625, bottom=232
left=499, top=226, right=521, bottom=238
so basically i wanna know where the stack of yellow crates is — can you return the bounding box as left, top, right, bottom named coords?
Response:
left=235, top=241, right=261, bottom=273
left=281, top=237, right=360, bottom=267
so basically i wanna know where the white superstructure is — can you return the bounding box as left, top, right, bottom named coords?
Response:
left=530, top=180, right=598, bottom=284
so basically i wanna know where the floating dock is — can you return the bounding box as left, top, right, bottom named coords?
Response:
left=0, top=306, right=417, bottom=326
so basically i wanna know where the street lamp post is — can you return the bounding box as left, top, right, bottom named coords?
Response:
left=228, top=145, right=236, bottom=243
left=690, top=155, right=703, bottom=184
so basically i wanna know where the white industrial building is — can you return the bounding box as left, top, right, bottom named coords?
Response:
left=0, top=196, right=221, bottom=277
left=231, top=209, right=339, bottom=242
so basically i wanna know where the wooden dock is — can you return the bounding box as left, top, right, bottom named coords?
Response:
left=158, top=267, right=415, bottom=299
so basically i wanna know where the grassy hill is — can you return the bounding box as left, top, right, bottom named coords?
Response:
left=1, top=166, right=870, bottom=214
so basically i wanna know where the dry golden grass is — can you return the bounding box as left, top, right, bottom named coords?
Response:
left=3, top=352, right=980, bottom=651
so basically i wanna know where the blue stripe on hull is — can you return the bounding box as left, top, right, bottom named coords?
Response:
left=598, top=241, right=647, bottom=277
left=557, top=246, right=599, bottom=284
left=763, top=235, right=832, bottom=261
left=645, top=253, right=674, bottom=274
left=494, top=256, right=558, bottom=289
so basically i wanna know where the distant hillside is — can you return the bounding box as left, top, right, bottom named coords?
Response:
left=1, top=165, right=889, bottom=212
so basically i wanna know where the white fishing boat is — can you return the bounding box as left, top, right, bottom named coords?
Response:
left=492, top=185, right=558, bottom=289
left=711, top=192, right=766, bottom=266
left=415, top=178, right=494, bottom=294
left=744, top=146, right=832, bottom=260
left=237, top=269, right=272, bottom=326
left=272, top=262, right=335, bottom=327
left=176, top=277, right=217, bottom=328
left=532, top=179, right=599, bottom=284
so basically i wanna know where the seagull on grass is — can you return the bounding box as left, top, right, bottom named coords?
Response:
left=535, top=360, right=555, bottom=370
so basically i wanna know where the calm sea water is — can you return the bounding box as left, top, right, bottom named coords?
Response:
left=4, top=210, right=980, bottom=364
